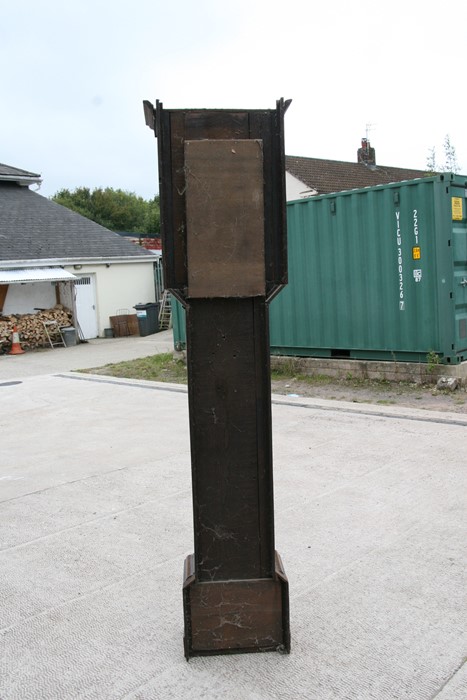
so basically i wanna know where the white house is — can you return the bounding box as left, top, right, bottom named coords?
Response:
left=0, top=163, right=157, bottom=338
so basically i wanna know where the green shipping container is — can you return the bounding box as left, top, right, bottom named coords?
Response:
left=172, top=174, right=467, bottom=364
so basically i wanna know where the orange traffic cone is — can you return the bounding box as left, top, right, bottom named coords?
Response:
left=9, top=325, right=25, bottom=355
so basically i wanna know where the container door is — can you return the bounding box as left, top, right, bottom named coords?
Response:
left=451, top=192, right=467, bottom=356
left=74, top=274, right=98, bottom=339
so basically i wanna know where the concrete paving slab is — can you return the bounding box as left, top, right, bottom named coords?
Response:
left=0, top=374, right=466, bottom=699
left=0, top=330, right=174, bottom=380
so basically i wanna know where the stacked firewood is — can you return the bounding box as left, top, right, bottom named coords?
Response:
left=0, top=305, right=73, bottom=351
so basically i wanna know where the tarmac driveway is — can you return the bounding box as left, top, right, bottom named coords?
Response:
left=0, top=343, right=466, bottom=699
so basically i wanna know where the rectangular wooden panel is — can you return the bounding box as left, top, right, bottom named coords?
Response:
left=249, top=109, right=288, bottom=291
left=184, top=111, right=249, bottom=140
left=186, top=298, right=275, bottom=581
left=168, top=111, right=188, bottom=289
left=185, top=139, right=265, bottom=298
left=183, top=551, right=290, bottom=657
left=190, top=579, right=283, bottom=652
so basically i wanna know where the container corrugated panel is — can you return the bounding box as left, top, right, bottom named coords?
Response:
left=172, top=174, right=467, bottom=364
left=172, top=295, right=186, bottom=347
left=269, top=174, right=467, bottom=364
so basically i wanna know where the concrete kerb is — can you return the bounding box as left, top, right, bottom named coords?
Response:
left=62, top=372, right=467, bottom=426
left=269, top=355, right=467, bottom=386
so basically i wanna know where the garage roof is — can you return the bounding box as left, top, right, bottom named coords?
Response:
left=0, top=268, right=78, bottom=284
left=0, top=183, right=154, bottom=261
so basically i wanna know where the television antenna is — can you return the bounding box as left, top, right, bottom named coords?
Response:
left=365, top=123, right=376, bottom=140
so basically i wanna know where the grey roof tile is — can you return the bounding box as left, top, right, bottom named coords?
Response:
left=0, top=162, right=41, bottom=179
left=0, top=183, right=154, bottom=261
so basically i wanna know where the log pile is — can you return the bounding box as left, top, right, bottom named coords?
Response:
left=0, top=305, right=73, bottom=352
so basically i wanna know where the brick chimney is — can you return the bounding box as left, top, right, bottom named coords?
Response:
left=357, top=138, right=376, bottom=166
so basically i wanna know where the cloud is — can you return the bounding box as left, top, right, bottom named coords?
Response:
left=1, top=0, right=466, bottom=199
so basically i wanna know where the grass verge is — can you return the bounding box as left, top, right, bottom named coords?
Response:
left=78, top=352, right=465, bottom=411
left=80, top=352, right=188, bottom=384
left=83, top=353, right=416, bottom=393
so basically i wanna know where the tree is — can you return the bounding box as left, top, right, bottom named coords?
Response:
left=442, top=134, right=459, bottom=173
left=425, top=147, right=437, bottom=176
left=144, top=196, right=161, bottom=234
left=426, top=134, right=460, bottom=174
left=51, top=187, right=161, bottom=234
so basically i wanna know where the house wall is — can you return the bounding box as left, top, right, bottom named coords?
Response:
left=286, top=172, right=317, bottom=201
left=64, top=261, right=155, bottom=336
left=3, top=281, right=57, bottom=315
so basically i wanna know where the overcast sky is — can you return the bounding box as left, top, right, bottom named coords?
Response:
left=1, top=0, right=466, bottom=200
